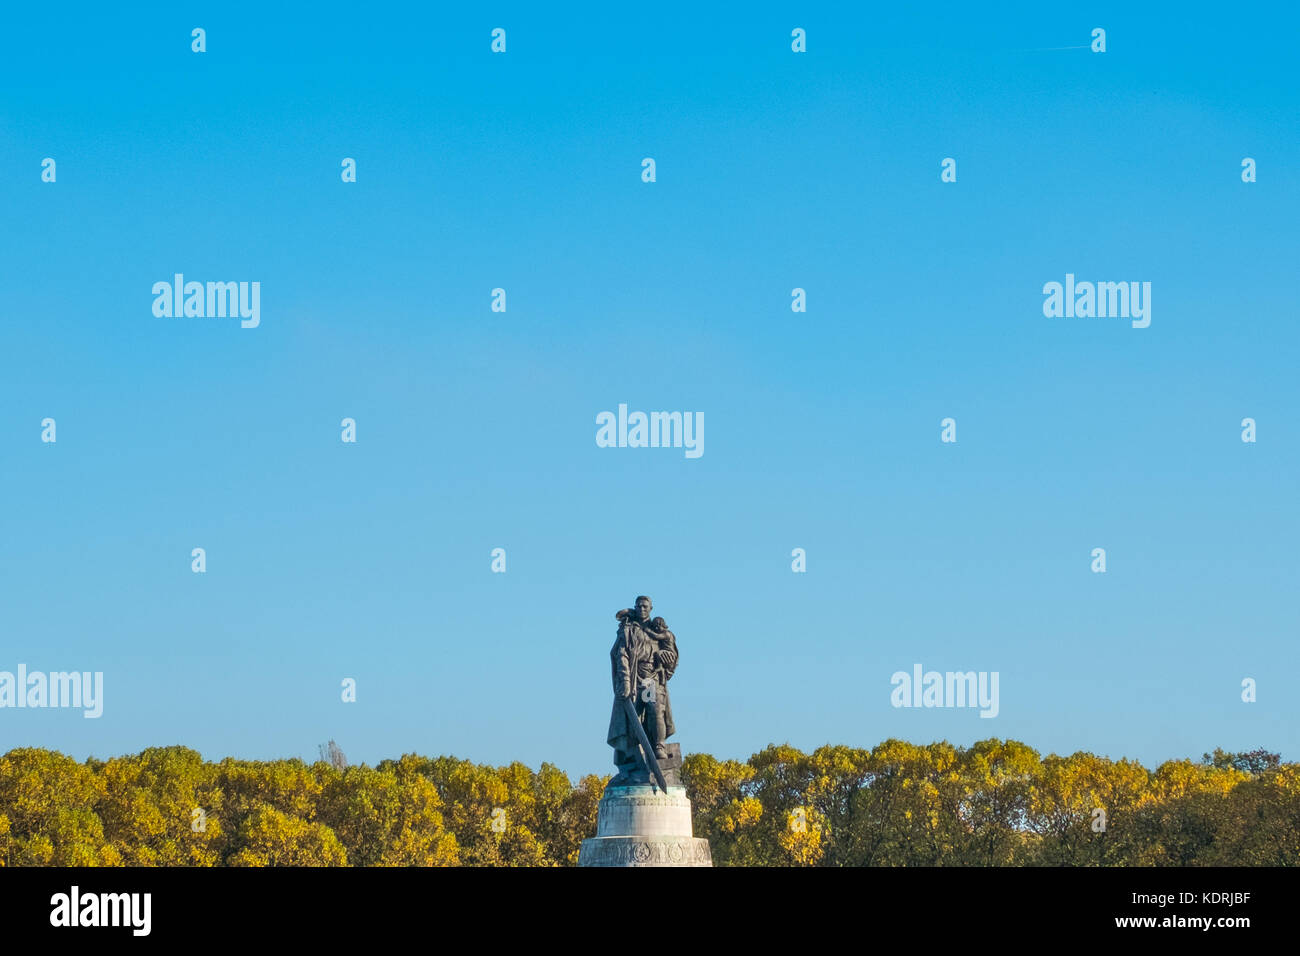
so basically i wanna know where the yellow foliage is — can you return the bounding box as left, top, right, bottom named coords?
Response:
left=0, top=742, right=1294, bottom=866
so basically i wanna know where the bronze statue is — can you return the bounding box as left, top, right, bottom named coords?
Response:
left=606, top=595, right=681, bottom=788
left=580, top=595, right=712, bottom=865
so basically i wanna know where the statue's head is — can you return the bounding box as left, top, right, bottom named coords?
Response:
left=633, top=595, right=652, bottom=622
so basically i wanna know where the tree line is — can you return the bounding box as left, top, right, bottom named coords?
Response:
left=0, top=741, right=1294, bottom=865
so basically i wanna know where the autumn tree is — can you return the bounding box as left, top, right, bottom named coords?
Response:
left=1025, top=752, right=1150, bottom=865
left=97, top=746, right=222, bottom=866
left=318, top=762, right=457, bottom=866
left=0, top=748, right=118, bottom=865
left=682, top=751, right=763, bottom=865
left=226, top=804, right=348, bottom=866
left=1202, top=748, right=1281, bottom=775
left=2, top=743, right=1295, bottom=867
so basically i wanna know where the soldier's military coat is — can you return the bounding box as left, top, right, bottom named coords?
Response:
left=606, top=614, right=677, bottom=759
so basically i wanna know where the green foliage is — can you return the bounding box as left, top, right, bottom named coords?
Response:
left=1202, top=747, right=1281, bottom=775
left=0, top=741, right=1295, bottom=865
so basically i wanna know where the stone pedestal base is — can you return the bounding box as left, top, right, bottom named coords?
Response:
left=578, top=785, right=712, bottom=867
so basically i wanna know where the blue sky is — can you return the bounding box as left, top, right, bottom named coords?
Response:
left=1, top=3, right=1296, bottom=776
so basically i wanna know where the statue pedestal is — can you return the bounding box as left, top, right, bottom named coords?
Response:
left=578, top=785, right=712, bottom=867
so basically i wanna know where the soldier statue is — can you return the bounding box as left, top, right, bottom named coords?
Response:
left=606, top=595, right=680, bottom=787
